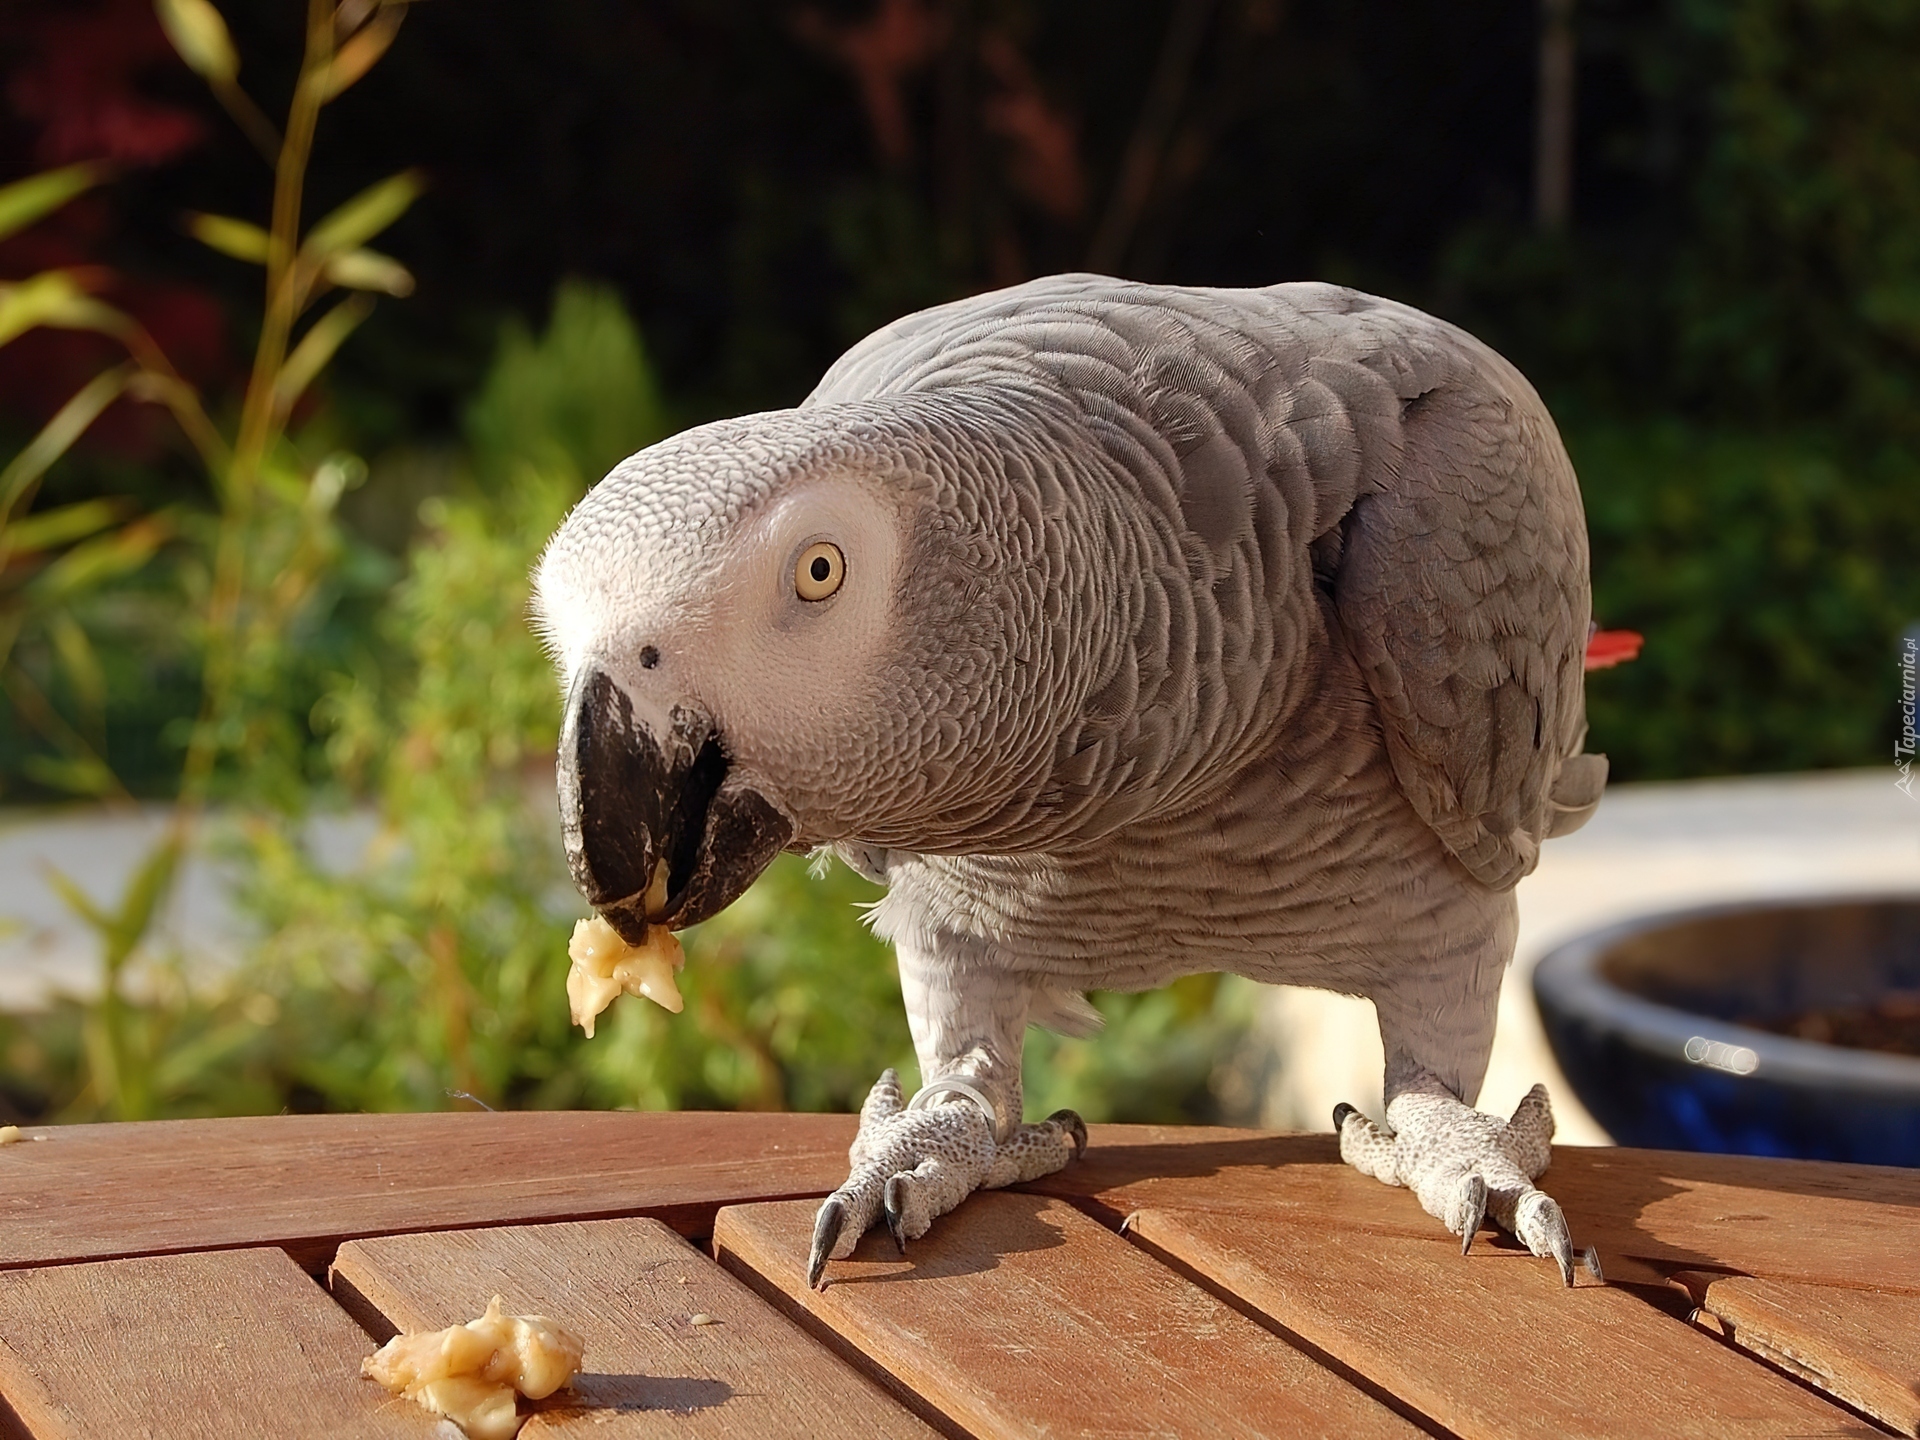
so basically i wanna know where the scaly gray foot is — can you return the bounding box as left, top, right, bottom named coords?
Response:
left=807, top=1068, right=1086, bottom=1289
left=1334, top=1080, right=1576, bottom=1285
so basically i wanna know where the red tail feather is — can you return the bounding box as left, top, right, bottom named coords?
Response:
left=1585, top=628, right=1643, bottom=671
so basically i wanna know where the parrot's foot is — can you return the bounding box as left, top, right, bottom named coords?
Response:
left=806, top=1068, right=1086, bottom=1290
left=1334, top=1080, right=1577, bottom=1286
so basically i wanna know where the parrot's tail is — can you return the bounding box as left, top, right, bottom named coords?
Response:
left=1585, top=627, right=1643, bottom=671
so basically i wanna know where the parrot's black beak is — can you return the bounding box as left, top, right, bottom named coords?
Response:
left=558, top=668, right=794, bottom=944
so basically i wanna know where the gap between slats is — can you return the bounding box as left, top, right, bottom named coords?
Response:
left=712, top=1234, right=977, bottom=1440
left=1120, top=1204, right=1880, bottom=1440
left=714, top=1194, right=1429, bottom=1440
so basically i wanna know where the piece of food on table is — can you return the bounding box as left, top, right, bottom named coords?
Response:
left=566, top=914, right=685, bottom=1032
left=361, top=1295, right=584, bottom=1440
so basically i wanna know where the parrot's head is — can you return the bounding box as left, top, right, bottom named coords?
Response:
left=533, top=398, right=1099, bottom=942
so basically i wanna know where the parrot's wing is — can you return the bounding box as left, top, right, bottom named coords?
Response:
left=808, top=275, right=1605, bottom=887
left=1326, top=308, right=1604, bottom=890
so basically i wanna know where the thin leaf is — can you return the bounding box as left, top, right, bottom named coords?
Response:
left=42, top=862, right=112, bottom=935
left=0, top=165, right=103, bottom=245
left=207, top=77, right=281, bottom=164
left=323, top=247, right=414, bottom=296
left=2, top=666, right=128, bottom=801
left=155, top=0, right=238, bottom=84
left=29, top=515, right=171, bottom=602
left=273, top=295, right=373, bottom=414
left=105, top=835, right=183, bottom=971
left=52, top=835, right=185, bottom=982
left=151, top=1018, right=262, bottom=1095
left=320, top=3, right=405, bottom=99
left=0, top=367, right=134, bottom=523
left=126, top=369, right=227, bottom=475
left=47, top=610, right=107, bottom=716
left=1, top=497, right=129, bottom=558
left=32, top=748, right=110, bottom=794
left=301, top=170, right=423, bottom=262
left=0, top=271, right=127, bottom=350
left=335, top=0, right=381, bottom=36
left=187, top=212, right=270, bottom=264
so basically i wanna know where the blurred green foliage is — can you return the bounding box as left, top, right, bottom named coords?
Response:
left=464, top=281, right=669, bottom=487
left=0, top=283, right=1255, bottom=1125
left=0, top=0, right=441, bottom=1122
left=1672, top=0, right=1920, bottom=442
left=1438, top=0, right=1920, bottom=779
left=1574, top=418, right=1920, bottom=779
left=2, top=0, right=1916, bottom=1129
left=0, top=164, right=181, bottom=803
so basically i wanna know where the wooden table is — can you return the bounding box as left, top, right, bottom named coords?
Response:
left=0, top=1112, right=1913, bottom=1439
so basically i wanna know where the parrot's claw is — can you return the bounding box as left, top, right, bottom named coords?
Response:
left=806, top=1070, right=1085, bottom=1288
left=1336, top=1079, right=1578, bottom=1286
left=1049, top=1108, right=1089, bottom=1160
left=1453, top=1173, right=1488, bottom=1255
left=883, top=1173, right=913, bottom=1255
left=1517, top=1190, right=1576, bottom=1287
left=807, top=1197, right=846, bottom=1290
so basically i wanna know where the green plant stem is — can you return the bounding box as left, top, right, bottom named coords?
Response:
left=243, top=0, right=332, bottom=461
left=87, top=0, right=337, bottom=1121
left=115, top=330, right=227, bottom=474
left=184, top=0, right=335, bottom=820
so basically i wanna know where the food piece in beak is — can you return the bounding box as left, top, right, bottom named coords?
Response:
left=567, top=917, right=684, bottom=1030
left=559, top=669, right=794, bottom=940
left=360, top=1294, right=584, bottom=1440
left=566, top=860, right=685, bottom=1034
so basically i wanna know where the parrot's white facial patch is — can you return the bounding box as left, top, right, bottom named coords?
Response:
left=690, top=482, right=905, bottom=805
left=533, top=459, right=912, bottom=834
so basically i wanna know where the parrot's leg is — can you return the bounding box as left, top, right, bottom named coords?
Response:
left=1335, top=924, right=1579, bottom=1286
left=806, top=942, right=1086, bottom=1289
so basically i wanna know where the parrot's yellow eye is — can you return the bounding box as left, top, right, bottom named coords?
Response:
left=794, top=541, right=845, bottom=601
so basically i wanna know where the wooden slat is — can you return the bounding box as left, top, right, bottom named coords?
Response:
left=1551, top=1147, right=1920, bottom=1294
left=0, top=1111, right=856, bottom=1272
left=1685, top=1275, right=1920, bottom=1437
left=0, top=1247, right=431, bottom=1439
left=8, top=1111, right=1911, bottom=1286
left=1124, top=1205, right=1872, bottom=1440
left=714, top=1192, right=1424, bottom=1439
left=1031, top=1130, right=1920, bottom=1292
left=330, top=1217, right=940, bottom=1439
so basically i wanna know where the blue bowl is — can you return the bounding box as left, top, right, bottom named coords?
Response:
left=1532, top=896, right=1920, bottom=1165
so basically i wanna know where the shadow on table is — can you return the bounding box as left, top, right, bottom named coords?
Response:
left=549, top=1372, right=733, bottom=1415
left=825, top=1190, right=1070, bottom=1288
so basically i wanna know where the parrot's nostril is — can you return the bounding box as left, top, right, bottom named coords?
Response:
left=639, top=645, right=659, bottom=669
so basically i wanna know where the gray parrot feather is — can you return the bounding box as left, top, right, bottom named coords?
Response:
left=808, top=274, right=1599, bottom=891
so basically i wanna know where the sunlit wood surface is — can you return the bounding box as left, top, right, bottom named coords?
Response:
left=0, top=1113, right=1913, bottom=1438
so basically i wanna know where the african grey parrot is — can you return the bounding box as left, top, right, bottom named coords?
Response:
left=534, top=274, right=1608, bottom=1289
